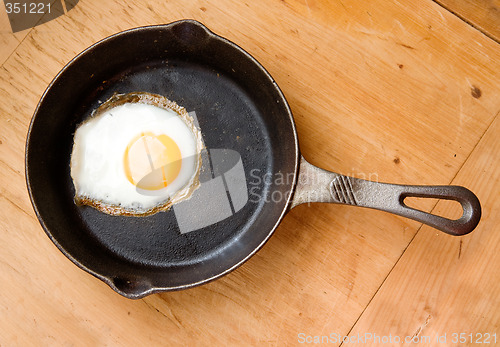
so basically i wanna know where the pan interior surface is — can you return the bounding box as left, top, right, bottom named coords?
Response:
left=26, top=21, right=298, bottom=294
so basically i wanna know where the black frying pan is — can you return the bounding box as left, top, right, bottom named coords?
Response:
left=26, top=20, right=481, bottom=299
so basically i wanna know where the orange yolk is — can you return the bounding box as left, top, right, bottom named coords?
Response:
left=123, top=132, right=182, bottom=190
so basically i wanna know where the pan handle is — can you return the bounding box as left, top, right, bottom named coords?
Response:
left=291, top=157, right=481, bottom=236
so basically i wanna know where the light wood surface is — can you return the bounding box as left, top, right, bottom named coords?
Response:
left=0, top=0, right=498, bottom=345
left=433, top=0, right=500, bottom=42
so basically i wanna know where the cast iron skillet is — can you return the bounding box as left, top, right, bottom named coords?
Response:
left=26, top=20, right=481, bottom=299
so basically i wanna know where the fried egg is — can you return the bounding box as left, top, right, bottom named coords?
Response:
left=70, top=92, right=203, bottom=216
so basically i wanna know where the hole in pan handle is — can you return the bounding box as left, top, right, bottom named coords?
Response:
left=291, top=157, right=481, bottom=236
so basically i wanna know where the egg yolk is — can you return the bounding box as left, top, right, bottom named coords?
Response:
left=123, top=132, right=182, bottom=190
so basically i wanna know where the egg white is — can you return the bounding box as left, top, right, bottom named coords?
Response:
left=70, top=100, right=201, bottom=215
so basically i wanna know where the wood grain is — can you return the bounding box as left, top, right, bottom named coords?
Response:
left=0, top=0, right=26, bottom=66
left=348, top=114, right=500, bottom=346
left=0, top=0, right=499, bottom=345
left=433, top=0, right=500, bottom=42
left=0, top=0, right=62, bottom=66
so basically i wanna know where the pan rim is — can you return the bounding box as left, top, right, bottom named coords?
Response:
left=25, top=19, right=300, bottom=298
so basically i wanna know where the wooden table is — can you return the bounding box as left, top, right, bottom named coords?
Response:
left=1, top=0, right=499, bottom=345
